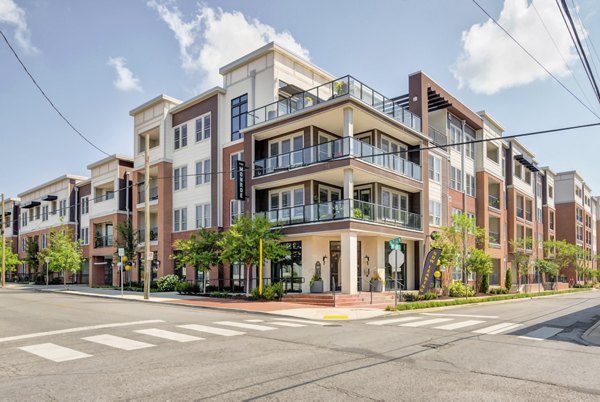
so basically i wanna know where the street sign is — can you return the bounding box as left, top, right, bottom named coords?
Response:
left=118, top=248, right=125, bottom=257
left=389, top=237, right=402, bottom=250
left=148, top=251, right=154, bottom=260
left=388, top=249, right=405, bottom=267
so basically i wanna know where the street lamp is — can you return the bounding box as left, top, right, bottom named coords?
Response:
left=45, top=257, right=50, bottom=287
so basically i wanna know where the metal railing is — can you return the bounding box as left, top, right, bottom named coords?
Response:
left=488, top=194, right=500, bottom=209
left=254, top=136, right=422, bottom=181
left=255, top=199, right=422, bottom=231
left=516, top=207, right=524, bottom=219
left=138, top=186, right=159, bottom=202
left=428, top=126, right=447, bottom=146
left=246, top=75, right=421, bottom=132
left=139, top=227, right=159, bottom=242
left=525, top=210, right=532, bottom=222
left=94, top=191, right=115, bottom=203
left=94, top=235, right=113, bottom=248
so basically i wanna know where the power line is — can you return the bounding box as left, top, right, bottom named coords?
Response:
left=0, top=29, right=111, bottom=157
left=471, top=0, right=600, bottom=121
left=569, top=0, right=600, bottom=86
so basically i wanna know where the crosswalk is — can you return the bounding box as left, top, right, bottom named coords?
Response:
left=15, top=318, right=326, bottom=363
left=366, top=315, right=566, bottom=341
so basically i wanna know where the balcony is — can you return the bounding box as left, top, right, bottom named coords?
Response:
left=428, top=126, right=447, bottom=146
left=516, top=207, right=524, bottom=219
left=138, top=186, right=158, bottom=203
left=254, top=137, right=421, bottom=181
left=525, top=210, right=532, bottom=222
left=488, top=194, right=500, bottom=210
left=94, top=235, right=113, bottom=248
left=139, top=227, right=159, bottom=242
left=246, top=75, right=421, bottom=132
left=489, top=231, right=500, bottom=246
left=95, top=191, right=115, bottom=203
left=255, top=199, right=422, bottom=231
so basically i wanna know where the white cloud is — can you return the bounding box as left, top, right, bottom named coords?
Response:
left=453, top=0, right=583, bottom=95
left=107, top=57, right=143, bottom=92
left=147, top=1, right=310, bottom=87
left=0, top=0, right=37, bottom=53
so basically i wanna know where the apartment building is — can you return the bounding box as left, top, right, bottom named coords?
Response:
left=555, top=171, right=595, bottom=281
left=2, top=197, right=20, bottom=280
left=540, top=167, right=557, bottom=246
left=17, top=174, right=87, bottom=282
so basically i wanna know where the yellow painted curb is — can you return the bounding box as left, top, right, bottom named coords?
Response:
left=323, top=315, right=349, bottom=320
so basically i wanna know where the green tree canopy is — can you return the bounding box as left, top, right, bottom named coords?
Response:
left=1, top=238, right=21, bottom=272
left=172, top=228, right=222, bottom=282
left=41, top=224, right=84, bottom=287
left=114, top=220, right=139, bottom=263
left=535, top=259, right=559, bottom=284
left=543, top=239, right=579, bottom=283
left=466, top=247, right=493, bottom=291
left=25, top=237, right=40, bottom=273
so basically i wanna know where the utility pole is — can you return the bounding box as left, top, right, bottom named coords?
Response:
left=1, top=193, right=5, bottom=288
left=461, top=120, right=468, bottom=299
left=143, top=134, right=151, bottom=300
left=125, top=170, right=130, bottom=285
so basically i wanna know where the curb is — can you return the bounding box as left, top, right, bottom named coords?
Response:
left=581, top=319, right=600, bottom=347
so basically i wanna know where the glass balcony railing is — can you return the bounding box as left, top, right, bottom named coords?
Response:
left=516, top=207, right=524, bottom=219
left=254, top=137, right=422, bottom=181
left=138, top=186, right=158, bottom=203
left=246, top=75, right=421, bottom=132
left=525, top=210, right=532, bottom=222
left=139, top=227, right=158, bottom=242
left=488, top=194, right=500, bottom=209
left=428, top=126, right=447, bottom=146
left=94, top=191, right=115, bottom=203
left=94, top=235, right=113, bottom=248
left=254, top=199, right=422, bottom=231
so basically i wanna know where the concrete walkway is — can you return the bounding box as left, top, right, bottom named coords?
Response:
left=4, top=284, right=389, bottom=321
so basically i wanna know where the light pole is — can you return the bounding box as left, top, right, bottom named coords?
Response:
left=45, top=257, right=50, bottom=287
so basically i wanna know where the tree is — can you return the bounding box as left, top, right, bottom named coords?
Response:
left=114, top=220, right=139, bottom=283
left=25, top=236, right=40, bottom=276
left=509, top=237, right=532, bottom=288
left=172, top=228, right=222, bottom=291
left=535, top=259, right=559, bottom=286
left=466, top=247, right=492, bottom=293
left=42, top=224, right=85, bottom=288
left=219, top=215, right=288, bottom=294
left=505, top=266, right=512, bottom=291
left=431, top=213, right=485, bottom=285
left=0, top=238, right=21, bottom=274
left=543, top=240, right=579, bottom=286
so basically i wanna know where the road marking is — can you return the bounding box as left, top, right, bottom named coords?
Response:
left=269, top=322, right=306, bottom=328
left=133, top=328, right=204, bottom=343
left=0, top=320, right=165, bottom=344
left=178, top=324, right=244, bottom=337
left=400, top=318, right=453, bottom=327
left=366, top=317, right=422, bottom=326
left=19, top=343, right=92, bottom=362
left=272, top=318, right=331, bottom=326
left=422, top=313, right=499, bottom=319
left=245, top=319, right=264, bottom=323
left=214, top=321, right=277, bottom=331
left=473, top=322, right=522, bottom=335
left=323, top=315, right=348, bottom=320
left=518, top=326, right=563, bottom=341
left=82, top=334, right=154, bottom=350
left=433, top=320, right=485, bottom=330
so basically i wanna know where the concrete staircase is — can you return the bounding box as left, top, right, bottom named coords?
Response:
left=282, top=292, right=397, bottom=307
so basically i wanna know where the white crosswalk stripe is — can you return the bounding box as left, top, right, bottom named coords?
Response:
left=269, top=322, right=306, bottom=328
left=245, top=319, right=265, bottom=323
left=400, top=318, right=453, bottom=327
left=177, top=324, right=244, bottom=337
left=19, top=343, right=92, bottom=362
left=518, top=326, right=563, bottom=341
left=82, top=334, right=154, bottom=350
left=134, top=328, right=204, bottom=343
left=434, top=320, right=485, bottom=330
left=214, top=321, right=277, bottom=331
left=366, top=317, right=422, bottom=326
left=473, top=322, right=522, bottom=335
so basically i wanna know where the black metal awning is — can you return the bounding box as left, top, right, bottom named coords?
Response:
left=42, top=195, right=57, bottom=201
left=515, top=154, right=539, bottom=172
left=22, top=201, right=41, bottom=209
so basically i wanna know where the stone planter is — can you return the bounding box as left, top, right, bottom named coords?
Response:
left=310, top=280, right=323, bottom=293
left=371, top=280, right=383, bottom=292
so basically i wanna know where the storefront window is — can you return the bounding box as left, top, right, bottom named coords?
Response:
left=384, top=241, right=407, bottom=291
left=272, top=241, right=302, bottom=292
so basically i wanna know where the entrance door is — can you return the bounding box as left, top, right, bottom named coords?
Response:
left=357, top=241, right=362, bottom=291
left=318, top=185, right=342, bottom=221
left=384, top=242, right=407, bottom=291
left=329, top=241, right=341, bottom=291
left=104, top=258, right=113, bottom=285
left=272, top=241, right=302, bottom=293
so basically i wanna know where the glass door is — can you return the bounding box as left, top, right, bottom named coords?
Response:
left=330, top=241, right=341, bottom=291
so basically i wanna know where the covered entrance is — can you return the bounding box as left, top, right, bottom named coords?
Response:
left=329, top=240, right=362, bottom=291
left=271, top=241, right=303, bottom=292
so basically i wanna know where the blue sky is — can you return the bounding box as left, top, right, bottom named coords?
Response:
left=1, top=0, right=600, bottom=198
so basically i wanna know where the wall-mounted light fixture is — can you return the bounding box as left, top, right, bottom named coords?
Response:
left=322, top=256, right=328, bottom=265
left=364, top=255, right=370, bottom=265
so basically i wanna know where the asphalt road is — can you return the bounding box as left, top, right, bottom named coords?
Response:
left=1, top=288, right=600, bottom=401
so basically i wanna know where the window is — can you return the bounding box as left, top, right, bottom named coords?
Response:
left=231, top=94, right=248, bottom=141
left=22, top=238, right=26, bottom=252
left=466, top=174, right=476, bottom=197
left=428, top=155, right=441, bottom=182
left=174, top=208, right=188, bottom=232
left=486, top=142, right=499, bottom=163
left=41, top=234, right=47, bottom=249
left=81, top=227, right=89, bottom=245
left=195, top=159, right=211, bottom=185
left=81, top=197, right=89, bottom=215
left=174, top=124, right=187, bottom=150
left=429, top=200, right=441, bottom=226
left=548, top=185, right=553, bottom=199
left=524, top=170, right=531, bottom=185
left=230, top=152, right=244, bottom=180
left=269, top=134, right=304, bottom=168
left=514, top=163, right=522, bottom=179
left=173, top=166, right=188, bottom=191
left=51, top=200, right=57, bottom=214
left=465, top=133, right=475, bottom=158
left=450, top=124, right=462, bottom=151
left=196, top=113, right=211, bottom=142
left=576, top=208, right=583, bottom=222
left=268, top=187, right=304, bottom=222
left=230, top=200, right=244, bottom=224
left=59, top=200, right=67, bottom=217
left=450, top=166, right=462, bottom=191
left=42, top=205, right=49, bottom=221
left=577, top=225, right=583, bottom=241
left=21, top=212, right=27, bottom=227
left=537, top=208, right=543, bottom=222
left=195, top=204, right=211, bottom=228
left=35, top=206, right=40, bottom=220
left=576, top=186, right=582, bottom=198
left=453, top=267, right=463, bottom=281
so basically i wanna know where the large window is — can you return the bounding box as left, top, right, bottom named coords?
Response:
left=466, top=174, right=476, bottom=197
left=59, top=200, right=67, bottom=217
left=428, top=155, right=441, bottom=182
left=81, top=227, right=89, bottom=245
left=486, top=142, right=499, bottom=163
left=42, top=205, right=49, bottom=221
left=272, top=241, right=303, bottom=292
left=195, top=159, right=211, bottom=185
left=230, top=152, right=244, bottom=180
left=196, top=113, right=211, bottom=142
left=429, top=200, right=441, bottom=226
left=173, top=166, right=188, bottom=191
left=465, top=133, right=475, bottom=159
left=174, top=208, right=188, bottom=232
left=195, top=204, right=211, bottom=228
left=230, top=200, right=244, bottom=224
left=81, top=197, right=89, bottom=215
left=450, top=124, right=462, bottom=151
left=268, top=186, right=304, bottom=222
left=231, top=94, right=248, bottom=141
left=450, top=167, right=462, bottom=191
left=174, top=124, right=187, bottom=150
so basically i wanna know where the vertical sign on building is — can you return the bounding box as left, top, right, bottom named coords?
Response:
left=235, top=160, right=246, bottom=201
left=418, top=248, right=442, bottom=296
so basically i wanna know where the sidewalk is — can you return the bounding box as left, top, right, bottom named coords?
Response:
left=3, top=284, right=389, bottom=321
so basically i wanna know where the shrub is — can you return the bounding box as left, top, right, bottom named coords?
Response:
left=447, top=281, right=475, bottom=297
left=403, top=291, right=437, bottom=302
left=480, top=274, right=490, bottom=294
left=190, top=282, right=200, bottom=294
left=263, top=282, right=285, bottom=300
left=403, top=293, right=419, bottom=302
left=489, top=287, right=509, bottom=295
left=423, top=291, right=438, bottom=300
left=156, top=274, right=180, bottom=292
left=505, top=268, right=512, bottom=291
left=250, top=287, right=260, bottom=299
left=175, top=281, right=190, bottom=295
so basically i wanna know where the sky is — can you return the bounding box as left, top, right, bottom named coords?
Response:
left=1, top=0, right=600, bottom=198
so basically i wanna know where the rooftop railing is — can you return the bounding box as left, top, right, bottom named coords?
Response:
left=246, top=75, right=421, bottom=132
left=254, top=199, right=422, bottom=231
left=254, top=136, right=421, bottom=181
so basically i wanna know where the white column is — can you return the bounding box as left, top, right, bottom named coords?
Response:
left=344, top=168, right=354, bottom=210
left=343, top=107, right=354, bottom=157
left=341, top=232, right=358, bottom=294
